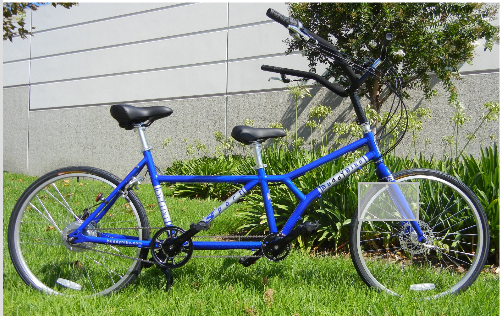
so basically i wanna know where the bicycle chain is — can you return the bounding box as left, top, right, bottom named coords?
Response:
left=75, top=226, right=266, bottom=263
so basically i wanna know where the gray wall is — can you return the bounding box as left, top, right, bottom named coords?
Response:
left=3, top=3, right=499, bottom=177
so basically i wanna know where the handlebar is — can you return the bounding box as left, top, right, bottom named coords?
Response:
left=261, top=65, right=349, bottom=97
left=266, top=8, right=360, bottom=89
left=265, top=8, right=394, bottom=97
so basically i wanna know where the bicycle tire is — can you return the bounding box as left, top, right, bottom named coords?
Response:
left=349, top=168, right=489, bottom=299
left=8, top=166, right=150, bottom=296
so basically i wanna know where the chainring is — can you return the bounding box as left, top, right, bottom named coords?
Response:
left=261, top=233, right=291, bottom=262
left=151, top=226, right=193, bottom=269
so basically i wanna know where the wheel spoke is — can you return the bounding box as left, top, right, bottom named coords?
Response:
left=20, top=241, right=64, bottom=247
left=35, top=196, right=62, bottom=233
left=428, top=193, right=458, bottom=226
left=360, top=234, right=399, bottom=244
left=432, top=206, right=469, bottom=230
left=435, top=215, right=475, bottom=234
left=433, top=247, right=474, bottom=268
left=437, top=237, right=477, bottom=247
left=28, top=202, right=55, bottom=227
left=46, top=184, right=80, bottom=220
left=437, top=225, right=477, bottom=237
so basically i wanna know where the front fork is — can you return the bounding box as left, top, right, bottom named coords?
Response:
left=374, top=158, right=426, bottom=242
left=362, top=125, right=426, bottom=243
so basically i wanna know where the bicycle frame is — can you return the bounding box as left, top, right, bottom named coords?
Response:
left=68, top=119, right=425, bottom=251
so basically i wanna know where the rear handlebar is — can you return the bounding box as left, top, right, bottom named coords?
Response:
left=261, top=65, right=349, bottom=97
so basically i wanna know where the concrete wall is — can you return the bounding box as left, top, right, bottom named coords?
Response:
left=3, top=3, right=499, bottom=177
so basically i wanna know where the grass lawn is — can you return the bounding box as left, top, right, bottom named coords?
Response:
left=3, top=171, right=499, bottom=315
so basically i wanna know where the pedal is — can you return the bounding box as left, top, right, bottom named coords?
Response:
left=302, top=221, right=319, bottom=232
left=190, top=221, right=210, bottom=231
left=239, top=249, right=263, bottom=267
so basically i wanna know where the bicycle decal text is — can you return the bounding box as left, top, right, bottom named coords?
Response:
left=317, top=155, right=369, bottom=194
left=202, top=188, right=248, bottom=223
left=154, top=185, right=172, bottom=226
left=105, top=239, right=142, bottom=246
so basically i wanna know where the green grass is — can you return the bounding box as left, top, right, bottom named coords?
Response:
left=3, top=171, right=499, bottom=315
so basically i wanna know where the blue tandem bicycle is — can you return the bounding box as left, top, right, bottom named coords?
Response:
left=8, top=9, right=489, bottom=298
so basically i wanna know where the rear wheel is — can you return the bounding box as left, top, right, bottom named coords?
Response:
left=350, top=169, right=489, bottom=299
left=8, top=166, right=150, bottom=296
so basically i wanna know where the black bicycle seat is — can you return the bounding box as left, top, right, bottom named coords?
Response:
left=110, top=104, right=173, bottom=130
left=231, top=125, right=286, bottom=145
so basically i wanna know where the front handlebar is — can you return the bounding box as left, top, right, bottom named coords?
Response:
left=266, top=8, right=360, bottom=88
left=264, top=8, right=393, bottom=97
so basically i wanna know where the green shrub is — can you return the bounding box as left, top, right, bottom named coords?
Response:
left=164, top=155, right=253, bottom=201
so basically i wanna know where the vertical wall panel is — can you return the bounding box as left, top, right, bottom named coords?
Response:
left=459, top=39, right=499, bottom=73
left=227, top=54, right=310, bottom=93
left=228, top=23, right=289, bottom=60
left=3, top=87, right=30, bottom=174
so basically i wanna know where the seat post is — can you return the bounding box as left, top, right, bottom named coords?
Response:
left=135, top=125, right=152, bottom=151
left=250, top=142, right=266, bottom=170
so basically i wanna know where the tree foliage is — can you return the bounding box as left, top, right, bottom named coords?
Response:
left=286, top=3, right=499, bottom=112
left=3, top=2, right=77, bottom=41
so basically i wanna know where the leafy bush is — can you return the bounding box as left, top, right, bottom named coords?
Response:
left=455, top=144, right=498, bottom=263
left=164, top=155, right=252, bottom=201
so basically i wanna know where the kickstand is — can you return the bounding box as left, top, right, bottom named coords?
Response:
left=161, top=268, right=173, bottom=291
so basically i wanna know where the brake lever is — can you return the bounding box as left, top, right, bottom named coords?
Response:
left=288, top=24, right=318, bottom=45
left=269, top=74, right=309, bottom=84
left=268, top=74, right=290, bottom=83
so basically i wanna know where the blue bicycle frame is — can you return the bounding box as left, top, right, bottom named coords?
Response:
left=68, top=123, right=425, bottom=251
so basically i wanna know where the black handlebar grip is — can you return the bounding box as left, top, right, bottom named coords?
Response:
left=261, top=65, right=283, bottom=73
left=266, top=8, right=299, bottom=28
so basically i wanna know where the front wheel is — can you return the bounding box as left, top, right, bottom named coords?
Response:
left=350, top=169, right=489, bottom=299
left=8, top=166, right=150, bottom=296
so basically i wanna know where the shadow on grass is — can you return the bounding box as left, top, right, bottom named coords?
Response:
left=134, top=253, right=363, bottom=293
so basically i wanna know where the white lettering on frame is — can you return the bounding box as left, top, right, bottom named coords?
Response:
left=317, top=155, right=369, bottom=194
